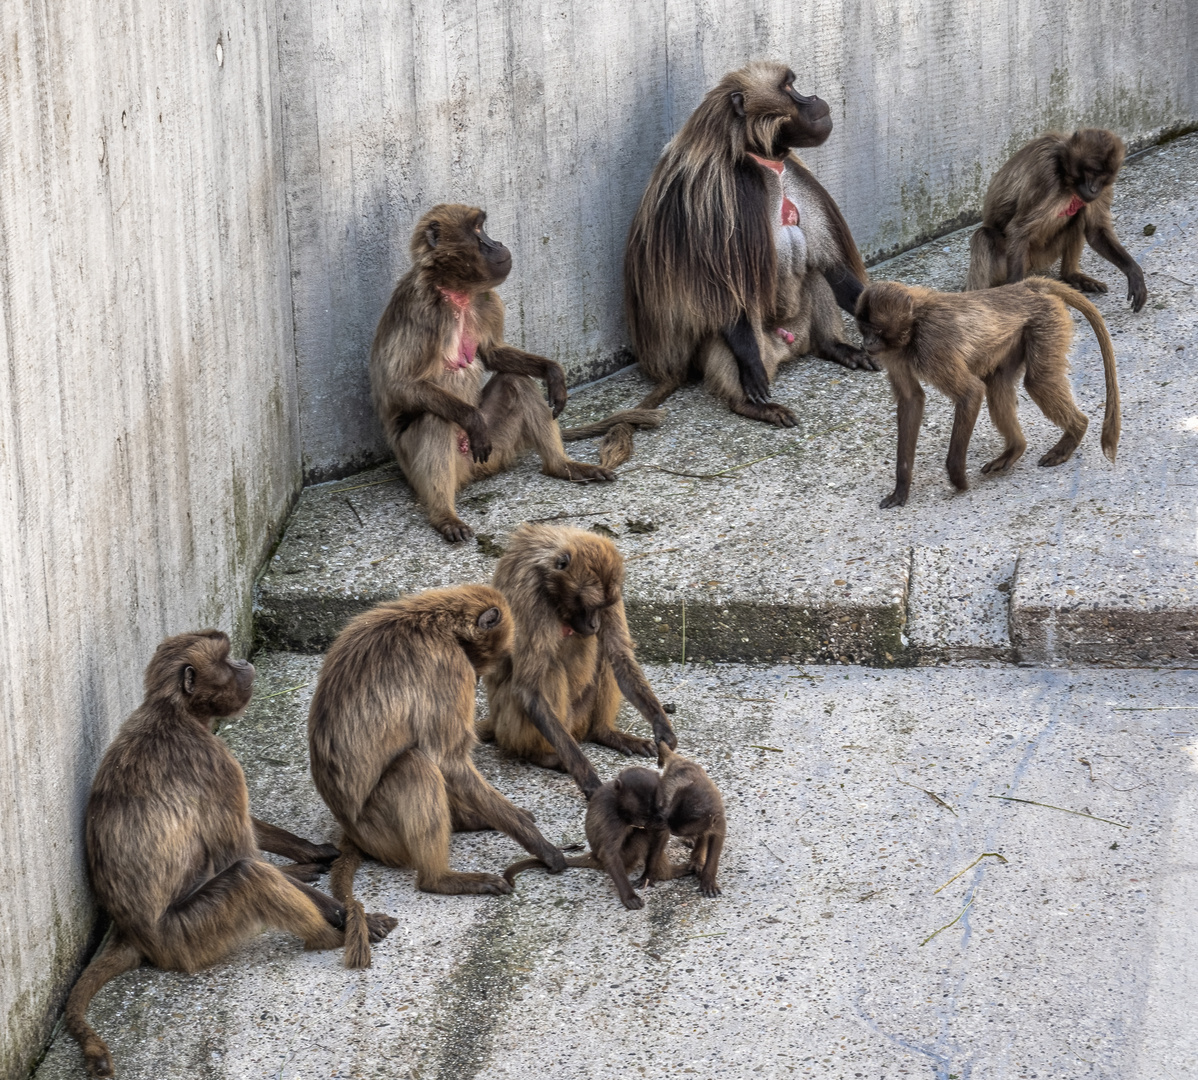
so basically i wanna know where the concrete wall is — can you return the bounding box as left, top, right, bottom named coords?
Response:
left=0, top=3, right=297, bottom=1076
left=278, top=0, right=1197, bottom=482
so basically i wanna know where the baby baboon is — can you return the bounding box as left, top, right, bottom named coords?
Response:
left=637, top=744, right=726, bottom=898
left=504, top=767, right=667, bottom=910
left=370, top=203, right=660, bottom=541
left=612, top=60, right=872, bottom=463
left=481, top=524, right=678, bottom=798
left=308, top=586, right=566, bottom=922
left=65, top=631, right=395, bottom=1078
left=967, top=128, right=1146, bottom=311
left=855, top=276, right=1121, bottom=508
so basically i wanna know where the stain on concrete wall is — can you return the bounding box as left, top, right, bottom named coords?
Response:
left=276, top=0, right=1196, bottom=482
left=0, top=3, right=298, bottom=1076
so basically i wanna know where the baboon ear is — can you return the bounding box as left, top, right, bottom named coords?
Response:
left=554, top=551, right=571, bottom=570
left=425, top=221, right=440, bottom=249
left=182, top=665, right=196, bottom=695
left=477, top=606, right=502, bottom=631
left=730, top=92, right=746, bottom=118
left=613, top=777, right=623, bottom=792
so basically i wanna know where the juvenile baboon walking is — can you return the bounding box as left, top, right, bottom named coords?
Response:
left=65, top=631, right=395, bottom=1077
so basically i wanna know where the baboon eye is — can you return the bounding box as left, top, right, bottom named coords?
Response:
left=477, top=606, right=502, bottom=630
left=182, top=665, right=196, bottom=694
left=554, top=552, right=571, bottom=570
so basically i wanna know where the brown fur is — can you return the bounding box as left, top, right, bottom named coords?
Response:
left=856, top=277, right=1121, bottom=508
left=967, top=129, right=1146, bottom=312
left=503, top=767, right=667, bottom=909
left=481, top=524, right=678, bottom=798
left=65, top=632, right=395, bottom=1077
left=609, top=60, right=873, bottom=462
left=308, top=586, right=566, bottom=922
left=637, top=744, right=727, bottom=898
left=370, top=204, right=659, bottom=541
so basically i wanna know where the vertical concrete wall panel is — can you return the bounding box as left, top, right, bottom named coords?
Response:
left=0, top=3, right=297, bottom=1076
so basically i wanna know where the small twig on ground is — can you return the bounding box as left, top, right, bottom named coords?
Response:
left=1079, top=757, right=1145, bottom=792
left=1112, top=704, right=1198, bottom=712
left=369, top=553, right=395, bottom=566
left=343, top=497, right=364, bottom=527
left=749, top=744, right=784, bottom=752
left=687, top=932, right=728, bottom=938
left=988, top=795, right=1130, bottom=828
left=328, top=475, right=402, bottom=495
left=760, top=840, right=787, bottom=863
left=624, top=451, right=787, bottom=481
left=920, top=896, right=975, bottom=947
left=720, top=695, right=775, bottom=703
left=933, top=853, right=1008, bottom=894
left=892, top=769, right=958, bottom=815
left=624, top=547, right=681, bottom=561
left=680, top=597, right=686, bottom=664
left=259, top=683, right=310, bottom=701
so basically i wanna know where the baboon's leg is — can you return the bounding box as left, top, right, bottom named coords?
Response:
left=599, top=844, right=645, bottom=910
left=702, top=336, right=797, bottom=428
left=635, top=828, right=684, bottom=888
left=441, top=758, right=564, bottom=871
left=966, top=226, right=1007, bottom=290
left=253, top=818, right=339, bottom=865
left=1059, top=223, right=1109, bottom=294
left=64, top=934, right=143, bottom=1079
left=807, top=274, right=876, bottom=371
left=585, top=664, right=655, bottom=758
left=398, top=415, right=475, bottom=542
left=980, top=369, right=1028, bottom=474
left=880, top=366, right=926, bottom=509
left=695, top=832, right=724, bottom=898
left=1024, top=366, right=1089, bottom=468
left=942, top=368, right=987, bottom=491
left=354, top=748, right=512, bottom=895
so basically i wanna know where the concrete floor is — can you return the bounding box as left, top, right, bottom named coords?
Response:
left=36, top=656, right=1198, bottom=1080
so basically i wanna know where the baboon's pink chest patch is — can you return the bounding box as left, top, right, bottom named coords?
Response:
left=440, top=288, right=478, bottom=369
left=748, top=153, right=800, bottom=226
left=1059, top=195, right=1085, bottom=217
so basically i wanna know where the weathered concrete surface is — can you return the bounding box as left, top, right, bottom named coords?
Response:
left=35, top=654, right=1198, bottom=1079
left=277, top=0, right=1198, bottom=481
left=0, top=4, right=298, bottom=1076
left=257, top=135, right=1198, bottom=667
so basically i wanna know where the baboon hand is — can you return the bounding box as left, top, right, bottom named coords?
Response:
left=311, top=843, right=341, bottom=864
left=366, top=912, right=398, bottom=943
left=542, top=846, right=567, bottom=873
left=621, top=891, right=646, bottom=910
left=699, top=880, right=722, bottom=898
left=1127, top=271, right=1147, bottom=312
left=546, top=366, right=568, bottom=418
left=439, top=519, right=475, bottom=543
left=464, top=413, right=492, bottom=463
left=879, top=488, right=908, bottom=509
left=740, top=363, right=771, bottom=405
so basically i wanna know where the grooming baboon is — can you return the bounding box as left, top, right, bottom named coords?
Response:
left=637, top=744, right=726, bottom=898
left=966, top=129, right=1146, bottom=312
left=855, top=276, right=1121, bottom=508
left=309, top=586, right=566, bottom=933
left=504, top=767, right=667, bottom=910
left=609, top=60, right=873, bottom=463
left=370, top=203, right=661, bottom=541
left=65, top=631, right=396, bottom=1078
left=480, top=524, right=678, bottom=798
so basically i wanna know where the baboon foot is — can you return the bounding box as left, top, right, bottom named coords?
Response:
left=1062, top=272, right=1108, bottom=294
left=731, top=400, right=798, bottom=428
left=822, top=341, right=879, bottom=371
left=619, top=891, right=645, bottom=910
left=80, top=1036, right=116, bottom=1078
left=593, top=729, right=656, bottom=758
left=557, top=460, right=617, bottom=483
left=1038, top=438, right=1080, bottom=467
left=419, top=870, right=513, bottom=896
left=366, top=912, right=398, bottom=942
left=981, top=446, right=1026, bottom=474
left=436, top=518, right=475, bottom=543
left=879, top=487, right=908, bottom=509
left=698, top=879, right=722, bottom=898
left=279, top=862, right=327, bottom=883
left=948, top=469, right=969, bottom=492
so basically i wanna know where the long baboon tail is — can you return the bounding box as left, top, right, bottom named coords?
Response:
left=583, top=380, right=681, bottom=468
left=1025, top=277, right=1121, bottom=462
left=503, top=853, right=600, bottom=886
left=329, top=834, right=371, bottom=969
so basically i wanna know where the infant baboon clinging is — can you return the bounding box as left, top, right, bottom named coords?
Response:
left=64, top=631, right=395, bottom=1077
left=967, top=128, right=1146, bottom=311
left=370, top=203, right=660, bottom=541
left=855, top=276, right=1121, bottom=508
left=637, top=744, right=726, bottom=898
left=308, top=587, right=565, bottom=939
left=480, top=524, right=678, bottom=798
left=504, top=767, right=667, bottom=909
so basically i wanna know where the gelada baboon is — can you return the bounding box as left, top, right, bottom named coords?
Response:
left=637, top=744, right=726, bottom=898
left=504, top=767, right=667, bottom=910
left=967, top=129, right=1146, bottom=312
left=308, top=586, right=566, bottom=935
left=855, top=276, right=1121, bottom=509
left=610, top=60, right=873, bottom=462
left=370, top=203, right=661, bottom=541
left=65, top=631, right=395, bottom=1077
left=480, top=524, right=678, bottom=798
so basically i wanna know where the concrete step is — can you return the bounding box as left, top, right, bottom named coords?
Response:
left=256, top=135, right=1198, bottom=665
left=35, top=654, right=1198, bottom=1079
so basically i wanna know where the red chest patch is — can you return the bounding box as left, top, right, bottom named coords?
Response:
left=440, top=288, right=477, bottom=369
left=1059, top=195, right=1085, bottom=218
left=748, top=152, right=800, bottom=227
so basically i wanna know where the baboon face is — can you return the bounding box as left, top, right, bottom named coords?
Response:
left=414, top=204, right=513, bottom=290
left=732, top=63, right=832, bottom=155
left=855, top=283, right=916, bottom=357
left=457, top=596, right=515, bottom=674
left=1064, top=129, right=1123, bottom=203
left=614, top=768, right=666, bottom=828
left=146, top=631, right=255, bottom=718
left=543, top=541, right=622, bottom=637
